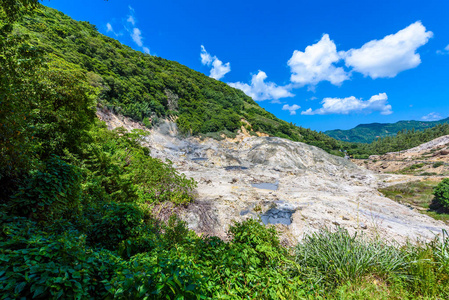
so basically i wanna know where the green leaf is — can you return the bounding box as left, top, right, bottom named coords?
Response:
left=15, top=282, right=26, bottom=294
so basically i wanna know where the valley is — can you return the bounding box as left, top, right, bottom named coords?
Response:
left=99, top=109, right=449, bottom=244
left=2, top=2, right=449, bottom=298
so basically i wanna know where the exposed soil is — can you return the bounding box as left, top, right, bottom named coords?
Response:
left=353, top=135, right=449, bottom=176
left=98, top=109, right=449, bottom=244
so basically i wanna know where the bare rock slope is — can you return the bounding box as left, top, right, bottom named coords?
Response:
left=98, top=111, right=449, bottom=244
left=354, top=135, right=449, bottom=175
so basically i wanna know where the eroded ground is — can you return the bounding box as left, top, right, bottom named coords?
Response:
left=98, top=110, right=449, bottom=244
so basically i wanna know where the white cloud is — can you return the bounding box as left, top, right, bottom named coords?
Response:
left=287, top=34, right=349, bottom=87
left=200, top=45, right=213, bottom=65
left=301, top=93, right=392, bottom=115
left=229, top=71, right=294, bottom=101
left=121, top=6, right=150, bottom=53
left=131, top=28, right=143, bottom=47
left=106, top=23, right=113, bottom=32
left=421, top=112, right=442, bottom=121
left=210, top=58, right=231, bottom=80
left=437, top=44, right=449, bottom=55
left=282, top=104, right=301, bottom=115
left=127, top=15, right=135, bottom=26
left=200, top=45, right=231, bottom=80
left=105, top=22, right=121, bottom=36
left=344, top=22, right=433, bottom=79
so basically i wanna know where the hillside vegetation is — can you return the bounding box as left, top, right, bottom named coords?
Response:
left=2, top=2, right=449, bottom=299
left=326, top=117, right=449, bottom=143
left=344, top=124, right=449, bottom=158
left=12, top=4, right=449, bottom=160
left=10, top=5, right=344, bottom=154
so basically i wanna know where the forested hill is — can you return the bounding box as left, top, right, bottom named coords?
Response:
left=13, top=5, right=341, bottom=154
left=325, top=117, right=449, bottom=143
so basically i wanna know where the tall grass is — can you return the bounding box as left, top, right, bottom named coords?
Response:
left=295, top=227, right=408, bottom=285
left=295, top=227, right=449, bottom=298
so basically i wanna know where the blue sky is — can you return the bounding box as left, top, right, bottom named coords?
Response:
left=45, top=0, right=449, bottom=131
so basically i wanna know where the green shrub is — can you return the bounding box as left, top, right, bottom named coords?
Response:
left=0, top=215, right=123, bottom=299
left=433, top=161, right=444, bottom=168
left=228, top=218, right=285, bottom=267
left=111, top=251, right=206, bottom=299
left=142, top=117, right=152, bottom=128
left=410, top=163, right=425, bottom=170
left=11, top=156, right=82, bottom=222
left=195, top=219, right=304, bottom=298
left=88, top=202, right=144, bottom=250
left=420, top=172, right=437, bottom=176
left=434, top=178, right=449, bottom=209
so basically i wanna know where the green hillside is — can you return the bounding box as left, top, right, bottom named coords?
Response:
left=10, top=5, right=342, bottom=154
left=2, top=2, right=449, bottom=299
left=326, top=118, right=449, bottom=143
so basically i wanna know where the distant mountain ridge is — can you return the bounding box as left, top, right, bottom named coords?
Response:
left=325, top=117, right=449, bottom=143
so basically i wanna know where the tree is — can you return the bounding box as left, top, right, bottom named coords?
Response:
left=434, top=178, right=449, bottom=210
left=0, top=0, right=40, bottom=22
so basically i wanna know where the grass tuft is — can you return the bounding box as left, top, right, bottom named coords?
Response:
left=295, top=227, right=408, bottom=286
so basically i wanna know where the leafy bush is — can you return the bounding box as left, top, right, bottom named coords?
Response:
left=11, top=156, right=82, bottom=222
left=87, top=202, right=144, bottom=250
left=80, top=125, right=196, bottom=205
left=0, top=215, right=122, bottom=299
left=434, top=178, right=449, bottom=209
left=227, top=218, right=285, bottom=267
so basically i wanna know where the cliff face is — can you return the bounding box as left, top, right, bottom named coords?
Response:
left=99, top=110, right=449, bottom=244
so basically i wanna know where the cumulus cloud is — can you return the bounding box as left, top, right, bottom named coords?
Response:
left=229, top=71, right=294, bottom=101
left=210, top=59, right=231, bottom=80
left=282, top=104, right=301, bottom=115
left=421, top=112, right=442, bottom=121
left=143, top=47, right=150, bottom=54
left=200, top=45, right=231, bottom=80
left=344, top=22, right=433, bottom=79
left=287, top=34, right=349, bottom=87
left=301, top=93, right=392, bottom=115
left=131, top=28, right=143, bottom=47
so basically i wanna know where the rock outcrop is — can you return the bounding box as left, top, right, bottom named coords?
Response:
left=98, top=110, right=449, bottom=244
left=354, top=135, right=449, bottom=175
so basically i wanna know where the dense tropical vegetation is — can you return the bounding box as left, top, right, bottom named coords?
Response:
left=326, top=117, right=449, bottom=143
left=2, top=1, right=449, bottom=299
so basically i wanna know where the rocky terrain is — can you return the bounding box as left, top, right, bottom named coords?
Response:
left=353, top=135, right=449, bottom=176
left=98, top=110, right=449, bottom=245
